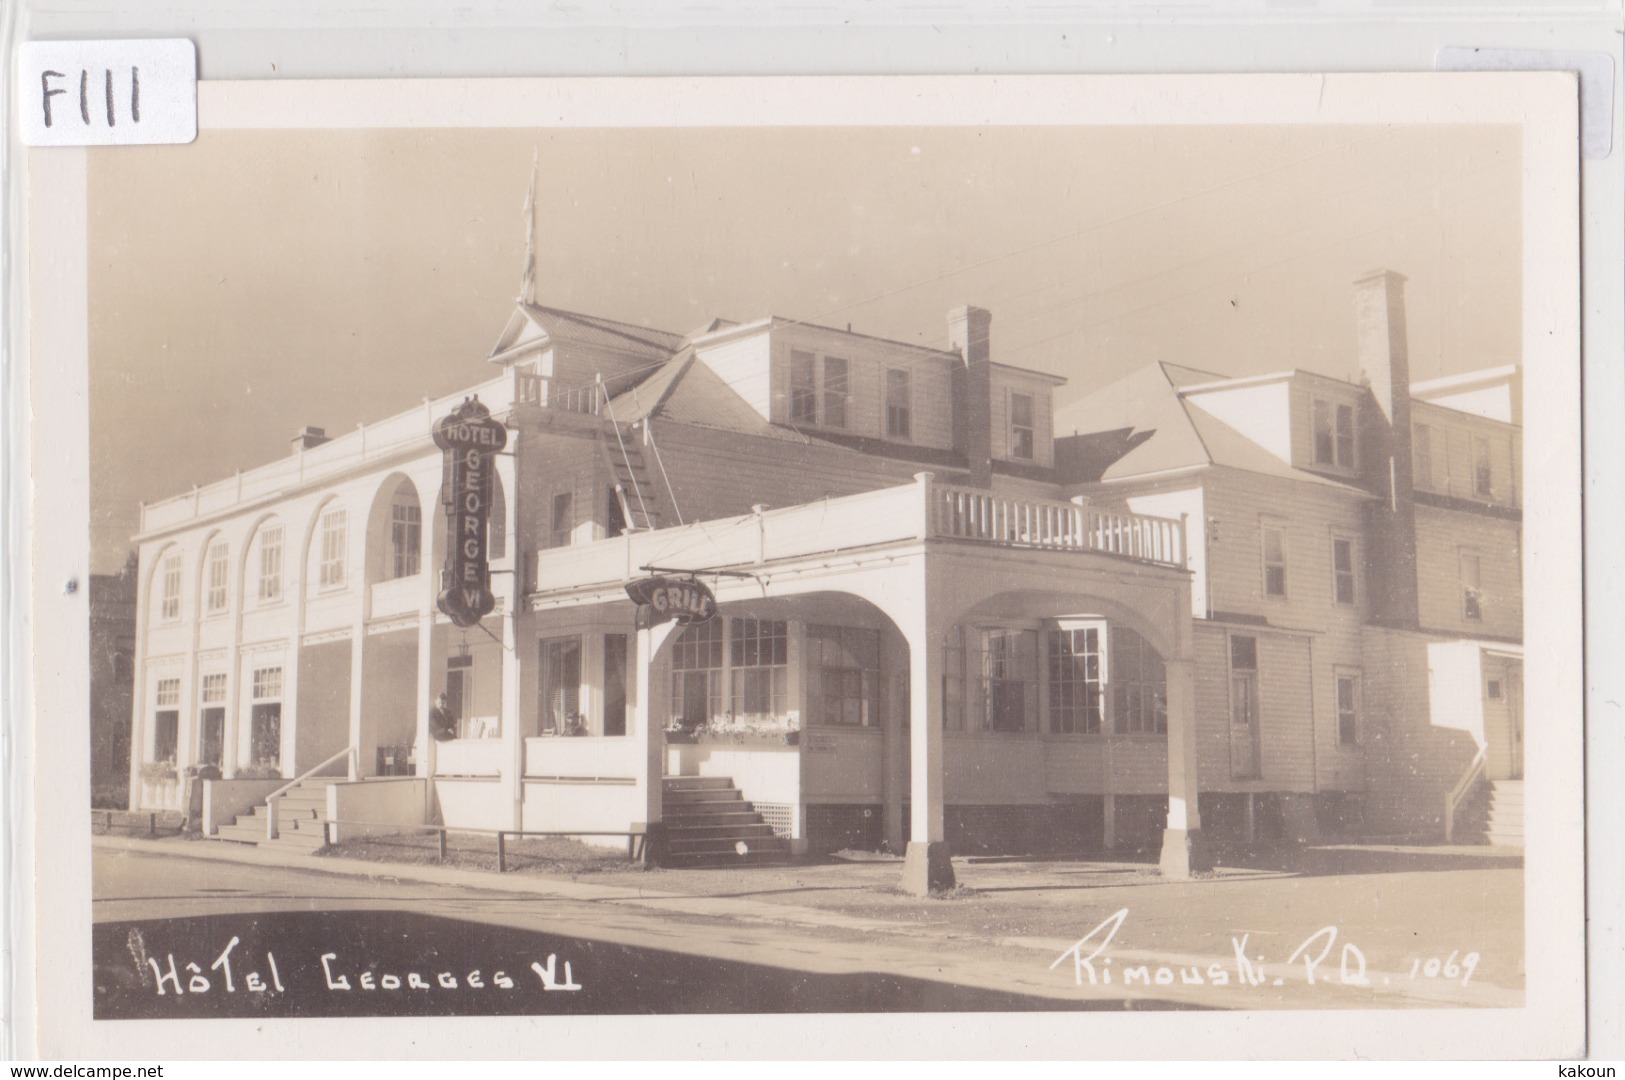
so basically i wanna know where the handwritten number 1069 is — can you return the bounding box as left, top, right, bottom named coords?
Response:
left=1411, top=951, right=1479, bottom=986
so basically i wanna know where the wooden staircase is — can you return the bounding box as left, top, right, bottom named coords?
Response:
left=1484, top=779, right=1523, bottom=848
left=662, top=776, right=792, bottom=867
left=212, top=777, right=338, bottom=853
left=605, top=428, right=664, bottom=532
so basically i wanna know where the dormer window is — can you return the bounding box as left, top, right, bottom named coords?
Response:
left=1009, top=392, right=1035, bottom=460
left=822, top=357, right=849, bottom=429
left=1312, top=399, right=1357, bottom=469
left=790, top=351, right=818, bottom=424
left=885, top=369, right=911, bottom=440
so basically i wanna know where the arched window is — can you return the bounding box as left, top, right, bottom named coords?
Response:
left=389, top=481, right=422, bottom=579
left=251, top=519, right=284, bottom=603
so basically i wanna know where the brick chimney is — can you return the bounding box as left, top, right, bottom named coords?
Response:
left=291, top=426, right=330, bottom=452
left=949, top=305, right=993, bottom=488
left=1354, top=269, right=1419, bottom=628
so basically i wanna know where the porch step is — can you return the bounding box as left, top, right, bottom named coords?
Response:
left=664, top=787, right=744, bottom=804
left=663, top=776, right=736, bottom=791
left=666, top=797, right=754, bottom=814
left=207, top=775, right=337, bottom=854
left=660, top=775, right=791, bottom=868
left=1485, top=780, right=1523, bottom=847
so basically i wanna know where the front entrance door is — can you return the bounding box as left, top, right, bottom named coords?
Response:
left=1228, top=636, right=1261, bottom=779
left=1484, top=660, right=1523, bottom=780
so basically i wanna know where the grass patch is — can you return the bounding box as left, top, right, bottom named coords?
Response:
left=321, top=829, right=647, bottom=877
left=929, top=883, right=979, bottom=900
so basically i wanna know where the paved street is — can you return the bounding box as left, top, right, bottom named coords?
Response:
left=91, top=838, right=1524, bottom=1017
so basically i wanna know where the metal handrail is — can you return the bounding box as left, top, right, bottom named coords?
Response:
left=643, top=420, right=685, bottom=527
left=265, top=745, right=356, bottom=840
left=318, top=817, right=647, bottom=868
left=1443, top=743, right=1488, bottom=843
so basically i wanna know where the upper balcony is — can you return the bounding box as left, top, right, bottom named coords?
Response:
left=532, top=473, right=1187, bottom=595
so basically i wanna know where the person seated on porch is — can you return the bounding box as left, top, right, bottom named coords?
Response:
left=430, top=692, right=457, bottom=742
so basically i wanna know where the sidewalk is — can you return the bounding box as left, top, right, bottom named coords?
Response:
left=93, top=832, right=1525, bottom=1009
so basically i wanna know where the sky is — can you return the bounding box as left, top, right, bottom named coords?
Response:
left=88, top=123, right=1521, bottom=572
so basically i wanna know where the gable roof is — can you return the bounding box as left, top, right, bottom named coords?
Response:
left=1058, top=361, right=1368, bottom=493
left=614, top=349, right=809, bottom=443
left=1055, top=363, right=1214, bottom=481
left=489, top=303, right=685, bottom=363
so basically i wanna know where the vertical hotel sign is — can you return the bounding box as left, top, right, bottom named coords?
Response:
left=434, top=397, right=507, bottom=627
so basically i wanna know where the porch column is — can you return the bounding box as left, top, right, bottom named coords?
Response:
left=1158, top=657, right=1211, bottom=878
left=634, top=619, right=679, bottom=858
left=415, top=610, right=436, bottom=778
left=347, top=625, right=366, bottom=779
left=882, top=653, right=907, bottom=852
left=900, top=604, right=953, bottom=896
left=503, top=608, right=524, bottom=829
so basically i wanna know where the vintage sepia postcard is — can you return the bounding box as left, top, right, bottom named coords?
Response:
left=24, top=73, right=1583, bottom=1058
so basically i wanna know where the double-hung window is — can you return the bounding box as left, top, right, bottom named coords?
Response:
left=1474, top=437, right=1493, bottom=498
left=318, top=508, right=347, bottom=588
left=885, top=369, right=912, bottom=440
left=1332, top=535, right=1358, bottom=605
left=1009, top=392, right=1035, bottom=460
left=1335, top=403, right=1356, bottom=467
left=1262, top=522, right=1288, bottom=599
left=159, top=551, right=182, bottom=621
left=1337, top=673, right=1361, bottom=746
left=1046, top=625, right=1102, bottom=735
left=250, top=666, right=283, bottom=767
left=538, top=637, right=581, bottom=736
left=391, top=501, right=421, bottom=578
left=550, top=491, right=573, bottom=549
left=822, top=357, right=850, bottom=430
left=807, top=625, right=879, bottom=726
left=199, top=673, right=227, bottom=767
left=1110, top=626, right=1167, bottom=734
left=978, top=628, right=1037, bottom=733
left=153, top=677, right=181, bottom=761
left=730, top=618, right=788, bottom=721
left=1312, top=399, right=1357, bottom=469
left=789, top=350, right=818, bottom=424
left=257, top=525, right=283, bottom=602
left=205, top=542, right=229, bottom=613
left=1461, top=551, right=1484, bottom=621
left=671, top=618, right=724, bottom=729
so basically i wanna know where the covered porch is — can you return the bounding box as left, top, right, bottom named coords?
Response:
left=526, top=472, right=1206, bottom=891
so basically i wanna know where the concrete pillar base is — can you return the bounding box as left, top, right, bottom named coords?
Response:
left=901, top=841, right=956, bottom=895
left=638, top=821, right=668, bottom=868
left=1158, top=827, right=1213, bottom=880
left=1279, top=793, right=1323, bottom=844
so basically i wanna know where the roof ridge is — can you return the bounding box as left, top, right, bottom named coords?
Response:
left=524, top=303, right=683, bottom=351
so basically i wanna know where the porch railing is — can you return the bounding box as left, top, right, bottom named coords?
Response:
left=265, top=745, right=356, bottom=840
left=1443, top=743, right=1488, bottom=843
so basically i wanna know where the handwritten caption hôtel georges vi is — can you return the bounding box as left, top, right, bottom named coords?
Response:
left=1050, top=909, right=1481, bottom=993
left=136, top=935, right=582, bottom=998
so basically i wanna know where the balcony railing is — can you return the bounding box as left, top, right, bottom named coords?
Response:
left=930, top=486, right=1185, bottom=564
left=513, top=371, right=603, bottom=415
left=533, top=473, right=1186, bottom=593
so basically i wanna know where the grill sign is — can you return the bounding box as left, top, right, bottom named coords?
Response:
left=434, top=397, right=507, bottom=628
left=625, top=575, right=717, bottom=626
